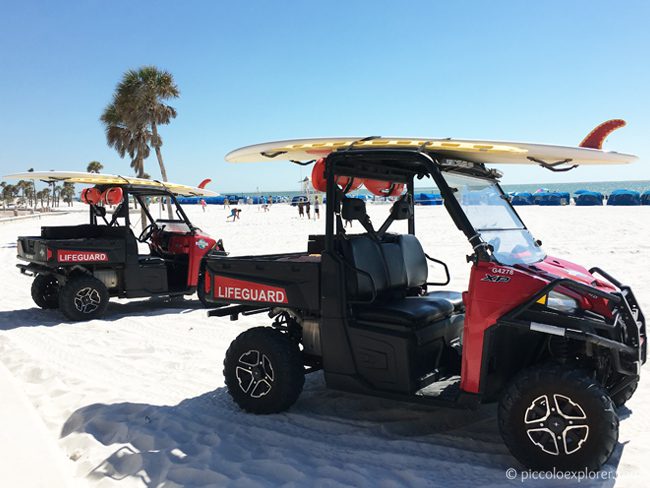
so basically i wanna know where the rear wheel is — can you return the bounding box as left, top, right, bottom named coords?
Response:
left=59, top=275, right=109, bottom=321
left=499, top=363, right=618, bottom=471
left=31, top=274, right=60, bottom=309
left=224, top=326, right=304, bottom=414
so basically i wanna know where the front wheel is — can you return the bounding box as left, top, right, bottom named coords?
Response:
left=610, top=376, right=639, bottom=408
left=224, top=327, right=304, bottom=414
left=31, top=274, right=60, bottom=309
left=498, top=363, right=618, bottom=471
left=59, top=275, right=109, bottom=321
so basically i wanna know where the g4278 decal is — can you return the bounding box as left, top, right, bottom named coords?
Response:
left=482, top=274, right=511, bottom=283
left=490, top=267, right=514, bottom=276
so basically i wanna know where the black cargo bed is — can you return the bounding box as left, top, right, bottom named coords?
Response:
left=204, top=252, right=320, bottom=311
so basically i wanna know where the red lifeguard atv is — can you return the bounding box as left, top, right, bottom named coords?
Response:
left=202, top=129, right=645, bottom=471
left=8, top=172, right=224, bottom=321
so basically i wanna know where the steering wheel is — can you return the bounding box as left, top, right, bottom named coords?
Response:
left=138, top=223, right=157, bottom=243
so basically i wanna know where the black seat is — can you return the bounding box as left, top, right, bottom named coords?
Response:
left=341, top=233, right=455, bottom=334
left=339, top=198, right=463, bottom=334
left=355, top=296, right=453, bottom=327
left=424, top=290, right=465, bottom=313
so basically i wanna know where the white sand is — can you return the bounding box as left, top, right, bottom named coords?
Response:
left=0, top=203, right=649, bottom=487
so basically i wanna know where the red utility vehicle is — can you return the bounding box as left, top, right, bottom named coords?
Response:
left=202, top=131, right=645, bottom=471
left=9, top=172, right=224, bottom=321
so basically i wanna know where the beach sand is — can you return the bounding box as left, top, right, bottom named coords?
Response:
left=0, top=202, right=648, bottom=487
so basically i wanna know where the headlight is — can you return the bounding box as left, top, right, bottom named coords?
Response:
left=546, top=290, right=579, bottom=313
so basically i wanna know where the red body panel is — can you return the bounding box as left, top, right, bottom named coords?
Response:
left=460, top=256, right=619, bottom=394
left=151, top=230, right=216, bottom=287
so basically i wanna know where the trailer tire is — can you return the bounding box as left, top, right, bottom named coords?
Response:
left=224, top=326, right=304, bottom=414
left=31, top=274, right=60, bottom=309
left=59, top=275, right=109, bottom=321
left=611, top=376, right=639, bottom=408
left=499, top=363, right=618, bottom=471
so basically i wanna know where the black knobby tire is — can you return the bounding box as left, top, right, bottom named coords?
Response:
left=611, top=376, right=639, bottom=408
left=31, top=274, right=60, bottom=309
left=224, top=326, right=305, bottom=414
left=58, top=275, right=109, bottom=321
left=498, top=363, right=618, bottom=471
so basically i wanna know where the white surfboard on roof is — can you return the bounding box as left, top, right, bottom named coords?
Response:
left=225, top=119, right=636, bottom=167
left=2, top=171, right=218, bottom=197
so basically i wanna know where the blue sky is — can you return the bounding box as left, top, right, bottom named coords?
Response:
left=0, top=1, right=648, bottom=192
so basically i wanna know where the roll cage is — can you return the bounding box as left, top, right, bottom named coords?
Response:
left=322, top=148, right=517, bottom=263
left=88, top=185, right=196, bottom=232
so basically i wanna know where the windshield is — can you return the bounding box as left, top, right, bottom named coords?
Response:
left=442, top=172, right=545, bottom=265
left=156, top=219, right=191, bottom=233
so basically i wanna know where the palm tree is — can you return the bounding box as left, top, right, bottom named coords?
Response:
left=102, top=66, right=179, bottom=224
left=100, top=102, right=151, bottom=178
left=36, top=189, right=42, bottom=208
left=87, top=161, right=104, bottom=173
left=16, top=180, right=28, bottom=207
left=27, top=168, right=36, bottom=209
left=2, top=183, right=18, bottom=211
left=101, top=100, right=153, bottom=228
left=25, top=182, right=35, bottom=209
left=43, top=188, right=52, bottom=208
left=61, top=182, right=75, bottom=206
left=114, top=66, right=179, bottom=185
left=53, top=184, right=63, bottom=207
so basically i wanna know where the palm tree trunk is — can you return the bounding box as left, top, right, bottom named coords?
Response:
left=151, top=122, right=174, bottom=220
left=134, top=155, right=149, bottom=232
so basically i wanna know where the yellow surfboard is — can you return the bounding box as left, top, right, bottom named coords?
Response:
left=3, top=171, right=218, bottom=197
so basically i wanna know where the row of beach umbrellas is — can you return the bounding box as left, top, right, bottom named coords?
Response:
left=510, top=189, right=650, bottom=206
left=178, top=190, right=650, bottom=207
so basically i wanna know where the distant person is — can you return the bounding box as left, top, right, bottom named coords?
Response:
left=314, top=196, right=320, bottom=219
left=224, top=198, right=230, bottom=209
left=227, top=208, right=241, bottom=221
left=268, top=195, right=273, bottom=206
left=298, top=200, right=305, bottom=218
left=200, top=198, right=207, bottom=212
left=305, top=198, right=311, bottom=219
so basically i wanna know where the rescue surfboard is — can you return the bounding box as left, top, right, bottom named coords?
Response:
left=2, top=171, right=218, bottom=197
left=225, top=120, right=636, bottom=168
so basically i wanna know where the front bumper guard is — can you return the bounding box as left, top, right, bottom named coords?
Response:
left=498, top=268, right=646, bottom=377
